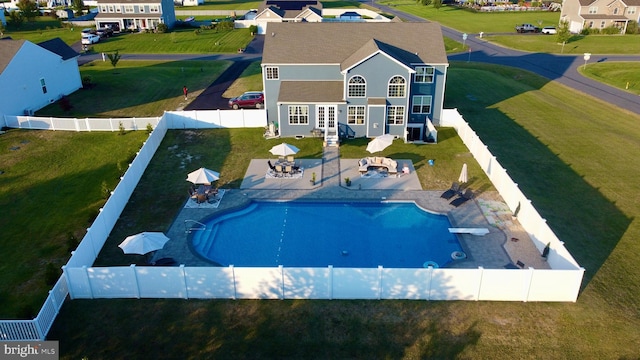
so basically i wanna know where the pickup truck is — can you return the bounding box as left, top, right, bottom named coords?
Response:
left=515, top=24, right=541, bottom=33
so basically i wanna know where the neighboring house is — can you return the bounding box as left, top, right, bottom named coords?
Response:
left=0, top=10, right=6, bottom=26
left=173, top=0, right=204, bottom=6
left=253, top=0, right=323, bottom=34
left=0, top=38, right=81, bottom=117
left=261, top=22, right=448, bottom=144
left=560, top=0, right=640, bottom=33
left=94, top=0, right=176, bottom=32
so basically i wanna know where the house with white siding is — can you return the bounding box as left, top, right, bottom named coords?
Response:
left=95, top=0, right=176, bottom=32
left=0, top=38, right=81, bottom=117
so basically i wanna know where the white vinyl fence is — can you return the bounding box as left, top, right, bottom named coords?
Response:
left=0, top=109, right=583, bottom=341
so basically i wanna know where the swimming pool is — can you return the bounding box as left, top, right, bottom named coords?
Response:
left=191, top=201, right=463, bottom=268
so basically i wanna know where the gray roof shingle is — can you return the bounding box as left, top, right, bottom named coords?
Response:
left=263, top=22, right=448, bottom=68
left=278, top=81, right=345, bottom=103
left=37, top=38, right=79, bottom=60
left=0, top=39, right=26, bottom=75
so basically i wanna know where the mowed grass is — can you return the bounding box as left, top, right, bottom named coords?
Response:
left=0, top=18, right=81, bottom=45
left=381, top=1, right=640, bottom=54
left=48, top=64, right=640, bottom=358
left=37, top=60, right=231, bottom=118
left=579, top=61, right=640, bottom=94
left=380, top=1, right=560, bottom=33
left=222, top=61, right=263, bottom=98
left=90, top=28, right=254, bottom=54
left=0, top=129, right=149, bottom=319
left=487, top=33, right=640, bottom=54
left=176, top=0, right=362, bottom=10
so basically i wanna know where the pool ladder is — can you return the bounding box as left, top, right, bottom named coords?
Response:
left=184, top=219, right=206, bottom=234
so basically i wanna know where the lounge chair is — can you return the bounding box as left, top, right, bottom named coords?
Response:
left=440, top=182, right=460, bottom=200
left=268, top=160, right=276, bottom=171
left=450, top=189, right=474, bottom=207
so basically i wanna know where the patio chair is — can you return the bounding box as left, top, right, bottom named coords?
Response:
left=450, top=189, right=474, bottom=207
left=188, top=188, right=198, bottom=201
left=287, top=155, right=294, bottom=163
left=268, top=160, right=276, bottom=171
left=285, top=165, right=293, bottom=176
left=275, top=165, right=284, bottom=177
left=440, top=182, right=460, bottom=200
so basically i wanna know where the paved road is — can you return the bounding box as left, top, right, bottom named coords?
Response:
left=76, top=12, right=639, bottom=114
left=369, top=1, right=640, bottom=115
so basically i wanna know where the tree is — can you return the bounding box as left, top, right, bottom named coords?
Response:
left=416, top=0, right=432, bottom=5
left=17, top=0, right=39, bottom=22
left=107, top=51, right=121, bottom=70
left=71, top=0, right=84, bottom=16
left=9, top=11, right=24, bottom=28
left=556, top=20, right=571, bottom=44
left=433, top=0, right=442, bottom=10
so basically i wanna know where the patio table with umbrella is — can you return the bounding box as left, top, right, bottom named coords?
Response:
left=458, top=163, right=468, bottom=184
left=366, top=134, right=395, bottom=154
left=269, top=143, right=300, bottom=157
left=118, top=232, right=170, bottom=261
left=186, top=167, right=220, bottom=185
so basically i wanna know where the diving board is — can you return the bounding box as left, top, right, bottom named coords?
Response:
left=448, top=228, right=490, bottom=236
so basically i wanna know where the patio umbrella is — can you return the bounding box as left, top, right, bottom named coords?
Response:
left=186, top=167, right=220, bottom=185
left=458, top=163, right=468, bottom=184
left=118, top=232, right=170, bottom=255
left=366, top=134, right=395, bottom=153
left=269, top=143, right=300, bottom=156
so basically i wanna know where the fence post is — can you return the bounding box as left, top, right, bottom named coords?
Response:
left=377, top=265, right=383, bottom=300
left=328, top=265, right=333, bottom=300
left=230, top=265, right=237, bottom=300
left=181, top=265, right=189, bottom=299
left=131, top=264, right=140, bottom=299
left=524, top=267, right=535, bottom=302
left=279, top=265, right=284, bottom=300
left=476, top=267, right=484, bottom=301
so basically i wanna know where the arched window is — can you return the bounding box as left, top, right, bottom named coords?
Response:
left=387, top=76, right=406, bottom=97
left=348, top=76, right=366, bottom=97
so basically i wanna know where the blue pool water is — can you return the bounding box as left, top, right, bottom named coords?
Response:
left=191, top=201, right=462, bottom=268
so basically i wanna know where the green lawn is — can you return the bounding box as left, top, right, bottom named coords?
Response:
left=175, top=0, right=363, bottom=11
left=380, top=1, right=640, bottom=54
left=1, top=17, right=82, bottom=45
left=222, top=61, right=263, bottom=98
left=486, top=33, right=640, bottom=55
left=579, top=61, right=640, bottom=95
left=90, top=28, right=254, bottom=54
left=0, top=129, right=148, bottom=319
left=46, top=63, right=640, bottom=358
left=37, top=60, right=231, bottom=118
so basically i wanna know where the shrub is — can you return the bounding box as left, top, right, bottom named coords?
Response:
left=626, top=20, right=638, bottom=34
left=249, top=24, right=258, bottom=34
left=156, top=23, right=168, bottom=33
left=82, top=75, right=92, bottom=88
left=146, top=123, right=154, bottom=134
left=44, top=263, right=60, bottom=286
left=66, top=232, right=79, bottom=253
left=58, top=95, right=73, bottom=112
left=601, top=26, right=622, bottom=34
left=118, top=121, right=125, bottom=135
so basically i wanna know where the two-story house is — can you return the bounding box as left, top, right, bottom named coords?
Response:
left=261, top=22, right=448, bottom=144
left=561, top=0, right=640, bottom=33
left=0, top=38, right=81, bottom=117
left=95, top=0, right=176, bottom=32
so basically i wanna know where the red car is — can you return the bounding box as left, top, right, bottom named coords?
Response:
left=228, top=91, right=264, bottom=109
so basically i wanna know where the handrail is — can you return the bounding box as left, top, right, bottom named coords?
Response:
left=184, top=219, right=206, bottom=233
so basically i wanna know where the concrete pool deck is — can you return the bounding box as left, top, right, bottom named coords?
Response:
left=154, top=146, right=550, bottom=270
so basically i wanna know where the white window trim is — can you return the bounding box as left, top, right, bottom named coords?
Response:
left=347, top=105, right=366, bottom=125
left=266, top=66, right=279, bottom=80
left=150, top=5, right=160, bottom=13
left=415, top=66, right=434, bottom=84
left=588, top=6, right=597, bottom=14
left=288, top=105, right=309, bottom=125
left=347, top=75, right=366, bottom=98
left=386, top=106, right=405, bottom=125
left=387, top=76, right=406, bottom=98
left=124, top=5, right=134, bottom=13
left=412, top=95, right=432, bottom=114
left=628, top=7, right=636, bottom=14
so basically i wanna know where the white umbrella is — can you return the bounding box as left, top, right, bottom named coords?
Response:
left=186, top=167, right=220, bottom=184
left=458, top=163, right=468, bottom=184
left=366, top=134, right=395, bottom=153
left=269, top=143, right=300, bottom=156
left=118, top=232, right=170, bottom=255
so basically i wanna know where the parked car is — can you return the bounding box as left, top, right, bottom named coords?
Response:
left=81, top=34, right=100, bottom=45
left=515, top=23, right=541, bottom=33
left=228, top=91, right=264, bottom=109
left=96, top=27, right=114, bottom=38
left=81, top=28, right=96, bottom=35
left=541, top=26, right=557, bottom=35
